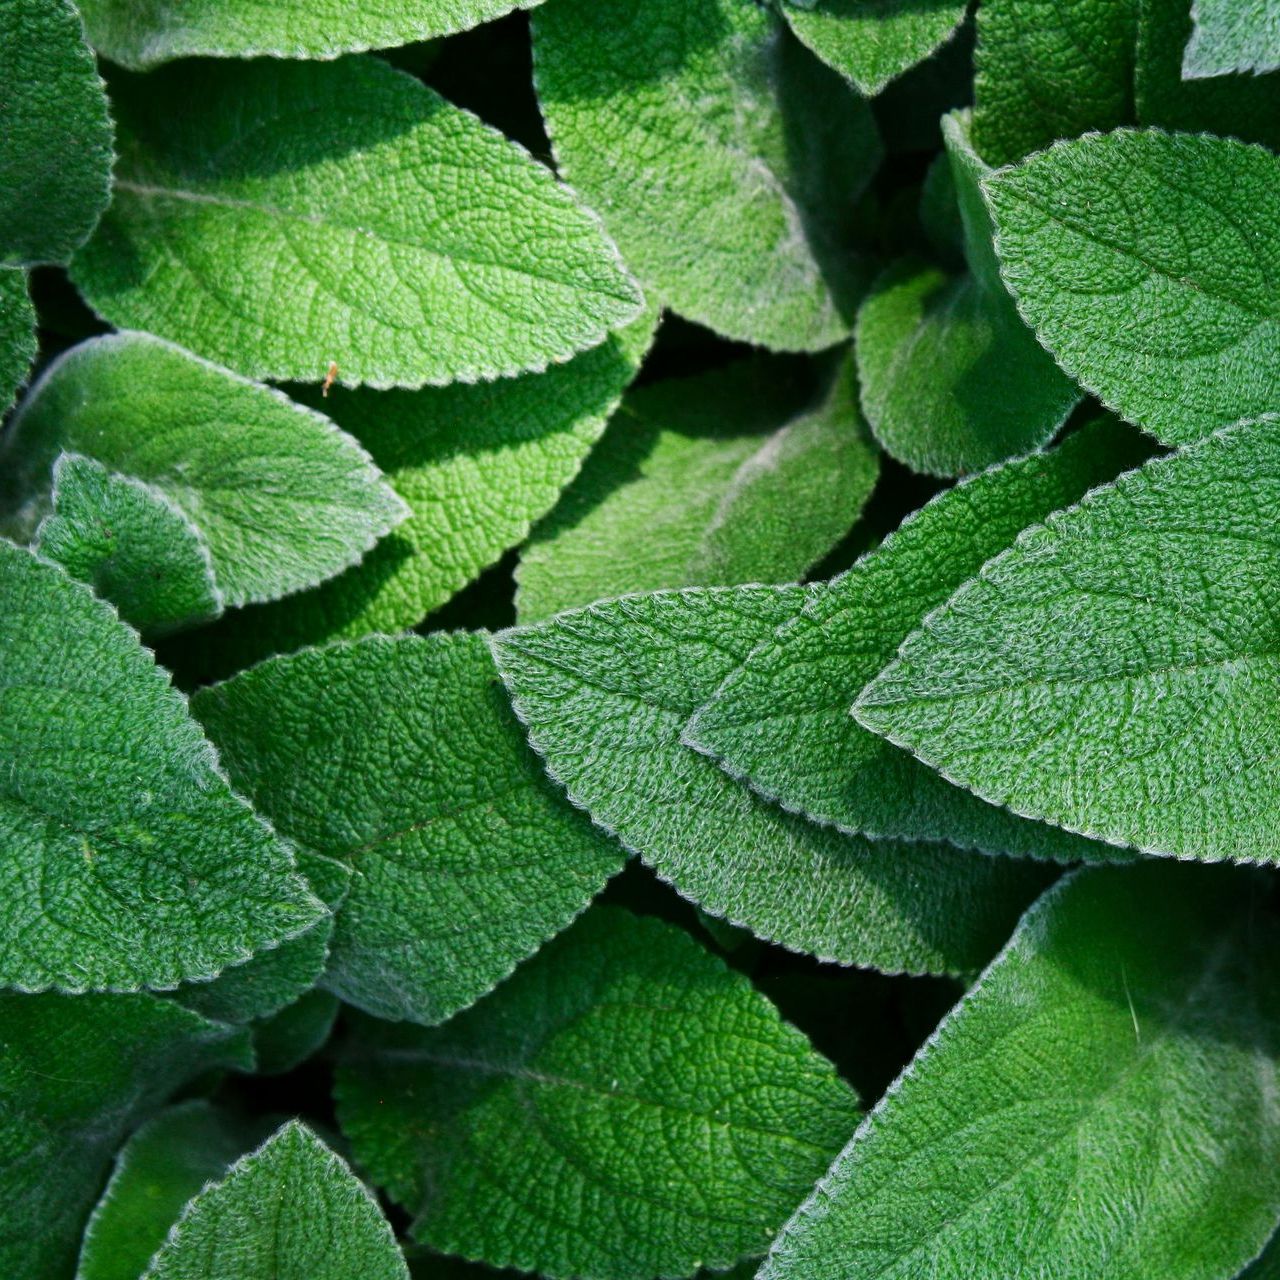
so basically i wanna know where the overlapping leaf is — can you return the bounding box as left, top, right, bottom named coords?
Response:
left=685, top=418, right=1148, bottom=860
left=517, top=354, right=878, bottom=620
left=493, top=587, right=1054, bottom=974
left=193, top=633, right=626, bottom=1025
left=760, top=862, right=1280, bottom=1280
left=71, top=56, right=642, bottom=388
left=857, top=420, right=1280, bottom=863
left=533, top=0, right=881, bottom=350
left=0, top=540, right=324, bottom=992
left=336, top=907, right=860, bottom=1280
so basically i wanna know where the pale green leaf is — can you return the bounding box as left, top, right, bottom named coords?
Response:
left=77, top=1101, right=273, bottom=1280
left=759, top=862, right=1280, bottom=1280
left=141, top=1121, right=409, bottom=1280
left=3, top=332, right=408, bottom=613
left=493, top=587, right=1054, bottom=975
left=533, top=0, right=881, bottom=350
left=193, top=633, right=626, bottom=1026
left=517, top=354, right=879, bottom=622
left=78, top=0, right=547, bottom=69
left=0, top=539, right=324, bottom=992
left=856, top=420, right=1280, bottom=864
left=685, top=418, right=1148, bottom=862
left=780, top=0, right=967, bottom=96
left=35, top=454, right=223, bottom=635
left=856, top=111, right=1079, bottom=476
left=971, top=0, right=1138, bottom=167
left=71, top=56, right=642, bottom=388
left=0, top=269, right=37, bottom=417
left=177, top=306, right=657, bottom=679
left=0, top=991, right=252, bottom=1280
left=336, top=907, right=860, bottom=1280
left=1184, top=0, right=1280, bottom=76
left=986, top=129, right=1280, bottom=446
left=1, top=0, right=113, bottom=266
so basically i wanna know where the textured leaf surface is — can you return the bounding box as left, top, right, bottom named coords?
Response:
left=78, top=1101, right=272, bottom=1280
left=35, top=454, right=223, bottom=635
left=142, top=1121, right=408, bottom=1280
left=3, top=333, right=407, bottom=611
left=193, top=633, right=626, bottom=1026
left=857, top=421, right=1280, bottom=864
left=78, top=0, right=546, bottom=68
left=0, top=539, right=323, bottom=992
left=686, top=419, right=1147, bottom=861
left=182, top=308, right=656, bottom=677
left=517, top=355, right=879, bottom=621
left=759, top=862, right=1280, bottom=1280
left=533, top=0, right=881, bottom=350
left=1184, top=0, right=1280, bottom=76
left=71, top=57, right=642, bottom=388
left=0, top=270, right=36, bottom=417
left=0, top=0, right=113, bottom=265
left=855, top=113, right=1078, bottom=477
left=493, top=587, right=1053, bottom=974
left=971, top=0, right=1137, bottom=166
left=779, top=0, right=967, bottom=96
left=336, top=907, right=860, bottom=1280
left=986, top=129, right=1280, bottom=445
left=0, top=992, right=252, bottom=1280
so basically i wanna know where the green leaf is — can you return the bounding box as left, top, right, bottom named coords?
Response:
left=250, top=988, right=340, bottom=1076
left=193, top=633, right=626, bottom=1025
left=856, top=112, right=1080, bottom=477
left=685, top=418, right=1149, bottom=862
left=77, top=0, right=547, bottom=69
left=35, top=454, right=223, bottom=635
left=516, top=354, right=879, bottom=622
left=986, top=129, right=1280, bottom=447
left=533, top=0, right=881, bottom=350
left=141, top=1120, right=409, bottom=1280
left=856, top=420, right=1280, bottom=864
left=0, top=539, right=324, bottom=992
left=336, top=907, right=860, bottom=1280
left=175, top=306, right=657, bottom=679
left=779, top=0, right=968, bottom=96
left=759, top=862, right=1280, bottom=1280
left=1184, top=0, right=1280, bottom=76
left=493, top=587, right=1054, bottom=974
left=77, top=1101, right=273, bottom=1280
left=0, top=269, right=37, bottom=417
left=0, top=991, right=252, bottom=1279
left=71, top=56, right=642, bottom=389
left=0, top=0, right=113, bottom=265
left=971, top=0, right=1138, bottom=167
left=1243, top=1234, right=1280, bottom=1279
left=3, top=333, right=407, bottom=616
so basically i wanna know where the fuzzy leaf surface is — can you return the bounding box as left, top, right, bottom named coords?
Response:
left=986, top=129, right=1280, bottom=445
left=0, top=270, right=36, bottom=417
left=77, top=0, right=546, bottom=69
left=686, top=419, right=1148, bottom=860
left=0, top=992, right=252, bottom=1280
left=2, top=333, right=407, bottom=612
left=0, top=0, right=113, bottom=265
left=779, top=0, right=967, bottom=96
left=857, top=421, right=1280, bottom=863
left=759, top=862, right=1280, bottom=1280
left=141, top=1121, right=408, bottom=1280
left=182, top=308, right=656, bottom=677
left=1184, top=0, right=1280, bottom=76
left=533, top=0, right=881, bottom=350
left=336, top=907, right=860, bottom=1280
left=493, top=587, right=1053, bottom=974
left=193, top=633, right=626, bottom=1026
left=71, top=57, right=642, bottom=388
left=0, top=540, right=323, bottom=992
left=517, top=354, right=878, bottom=621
